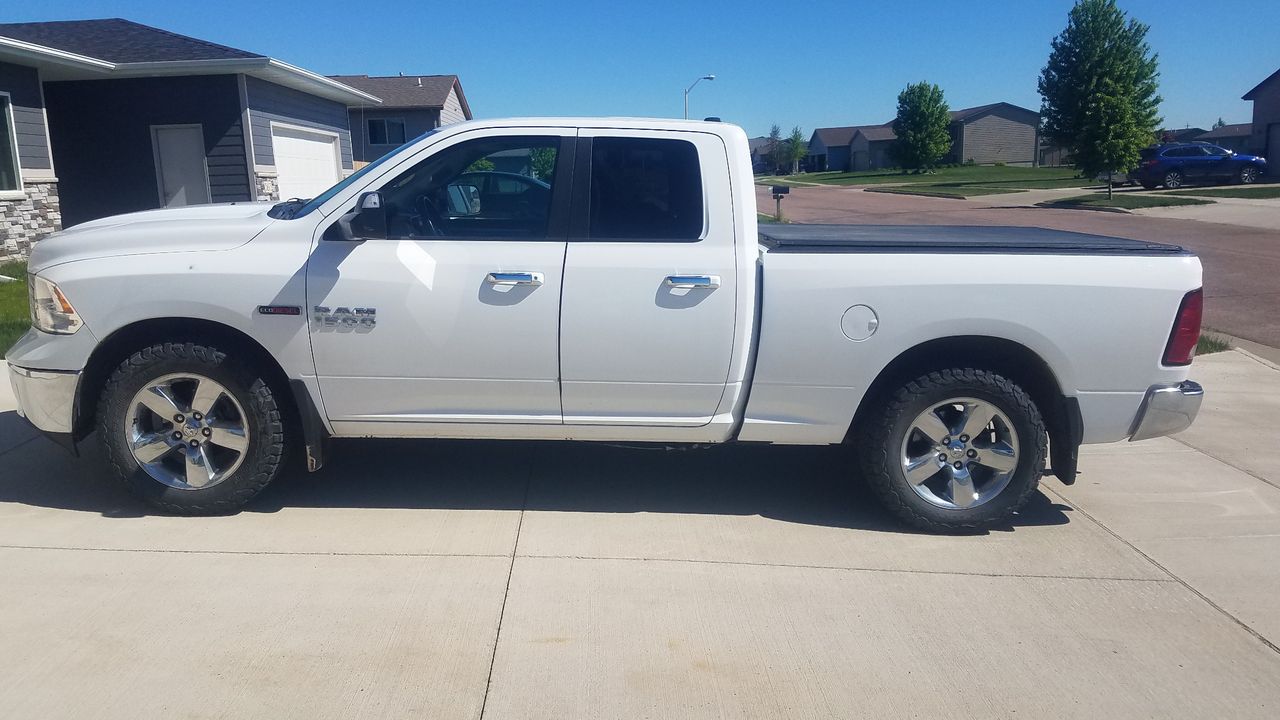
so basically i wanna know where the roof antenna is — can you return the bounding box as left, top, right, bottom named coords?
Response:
left=417, top=77, right=423, bottom=87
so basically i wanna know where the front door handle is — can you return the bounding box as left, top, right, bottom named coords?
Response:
left=486, top=271, right=544, bottom=286
left=665, top=275, right=720, bottom=289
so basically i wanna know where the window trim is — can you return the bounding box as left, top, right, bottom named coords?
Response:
left=0, top=91, right=25, bottom=199
left=367, top=117, right=408, bottom=147
left=570, top=135, right=708, bottom=243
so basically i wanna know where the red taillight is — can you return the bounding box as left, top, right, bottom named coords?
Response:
left=1143, top=159, right=1159, bottom=167
left=1163, top=289, right=1203, bottom=366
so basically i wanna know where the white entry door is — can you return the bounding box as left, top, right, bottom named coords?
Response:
left=151, top=125, right=210, bottom=207
left=272, top=124, right=342, bottom=200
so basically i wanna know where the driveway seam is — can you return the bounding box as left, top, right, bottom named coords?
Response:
left=1170, top=436, right=1280, bottom=491
left=514, top=553, right=1171, bottom=584
left=1044, top=486, right=1280, bottom=656
left=478, top=457, right=532, bottom=720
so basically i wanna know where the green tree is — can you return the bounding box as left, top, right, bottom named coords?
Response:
left=786, top=126, right=807, bottom=174
left=529, top=147, right=556, bottom=181
left=1038, top=0, right=1161, bottom=198
left=1212, top=117, right=1226, bottom=130
left=766, top=124, right=784, bottom=174
left=889, top=82, right=952, bottom=172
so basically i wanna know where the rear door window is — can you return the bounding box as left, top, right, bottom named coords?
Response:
left=588, top=137, right=703, bottom=241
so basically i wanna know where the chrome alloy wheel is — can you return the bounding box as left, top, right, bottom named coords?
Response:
left=1241, top=166, right=1259, bottom=184
left=126, top=373, right=249, bottom=490
left=899, top=397, right=1020, bottom=510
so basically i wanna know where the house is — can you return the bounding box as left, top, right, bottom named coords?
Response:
left=1159, top=127, right=1207, bottom=143
left=806, top=126, right=860, bottom=172
left=806, top=102, right=1041, bottom=175
left=1243, top=68, right=1280, bottom=167
left=329, top=74, right=472, bottom=166
left=0, top=18, right=380, bottom=256
left=945, top=102, right=1040, bottom=166
left=1193, top=123, right=1252, bottom=154
left=747, top=136, right=773, bottom=173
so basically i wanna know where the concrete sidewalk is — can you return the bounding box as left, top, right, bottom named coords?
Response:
left=1130, top=192, right=1280, bottom=230
left=1, top=351, right=1278, bottom=718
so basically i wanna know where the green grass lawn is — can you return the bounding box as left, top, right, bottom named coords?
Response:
left=1169, top=185, right=1280, bottom=200
left=0, top=261, right=30, bottom=357
left=865, top=185, right=1026, bottom=200
left=758, top=165, right=1089, bottom=190
left=1047, top=193, right=1215, bottom=210
left=757, top=212, right=786, bottom=223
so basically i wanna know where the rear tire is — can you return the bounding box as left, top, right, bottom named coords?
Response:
left=97, top=342, right=285, bottom=514
left=855, top=368, right=1047, bottom=533
left=1163, top=170, right=1184, bottom=189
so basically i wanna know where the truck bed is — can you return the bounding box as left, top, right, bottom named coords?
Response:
left=758, top=224, right=1188, bottom=256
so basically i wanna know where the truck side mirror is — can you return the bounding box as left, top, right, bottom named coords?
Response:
left=323, top=191, right=387, bottom=242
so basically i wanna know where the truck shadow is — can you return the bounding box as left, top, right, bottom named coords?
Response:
left=0, top=423, right=1071, bottom=534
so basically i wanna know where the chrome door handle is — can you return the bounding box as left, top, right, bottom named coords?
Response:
left=665, top=275, right=720, bottom=289
left=486, top=272, right=544, bottom=286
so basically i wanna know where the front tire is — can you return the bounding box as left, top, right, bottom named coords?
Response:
left=97, top=342, right=285, bottom=514
left=855, top=368, right=1047, bottom=533
left=1239, top=165, right=1260, bottom=184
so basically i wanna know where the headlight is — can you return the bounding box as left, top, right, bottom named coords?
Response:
left=29, top=274, right=83, bottom=334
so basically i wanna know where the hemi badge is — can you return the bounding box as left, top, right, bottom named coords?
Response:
left=257, top=305, right=301, bottom=316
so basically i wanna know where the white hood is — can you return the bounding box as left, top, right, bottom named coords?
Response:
left=28, top=202, right=279, bottom=273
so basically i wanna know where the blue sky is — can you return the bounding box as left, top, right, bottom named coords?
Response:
left=8, top=1, right=1278, bottom=137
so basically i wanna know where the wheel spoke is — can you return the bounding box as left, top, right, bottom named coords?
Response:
left=190, top=378, right=224, bottom=418
left=957, top=402, right=995, bottom=440
left=138, top=384, right=184, bottom=419
left=904, top=454, right=942, bottom=486
left=208, top=423, right=248, bottom=453
left=912, top=411, right=952, bottom=444
left=948, top=466, right=978, bottom=508
left=184, top=446, right=214, bottom=488
left=132, top=433, right=175, bottom=463
left=976, top=442, right=1017, bottom=474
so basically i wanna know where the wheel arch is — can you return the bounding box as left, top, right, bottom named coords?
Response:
left=847, top=335, right=1083, bottom=483
left=73, top=318, right=324, bottom=467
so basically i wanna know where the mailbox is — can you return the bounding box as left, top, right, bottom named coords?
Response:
left=771, top=185, right=790, bottom=196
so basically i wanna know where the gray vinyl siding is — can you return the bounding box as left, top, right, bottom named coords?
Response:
left=0, top=60, right=52, bottom=171
left=245, top=76, right=352, bottom=169
left=958, top=108, right=1038, bottom=166
left=440, top=87, right=467, bottom=125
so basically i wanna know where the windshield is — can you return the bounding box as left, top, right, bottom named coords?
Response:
left=283, top=129, right=440, bottom=219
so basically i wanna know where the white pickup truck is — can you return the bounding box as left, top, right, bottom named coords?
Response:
left=8, top=118, right=1205, bottom=531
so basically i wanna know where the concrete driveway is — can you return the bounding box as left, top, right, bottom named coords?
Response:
left=759, top=184, right=1280, bottom=349
left=2, top=351, right=1279, bottom=719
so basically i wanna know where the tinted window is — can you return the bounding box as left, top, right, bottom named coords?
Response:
left=378, top=136, right=559, bottom=239
left=368, top=118, right=406, bottom=145
left=589, top=137, right=703, bottom=240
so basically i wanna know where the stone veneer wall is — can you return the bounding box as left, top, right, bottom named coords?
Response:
left=254, top=173, right=279, bottom=202
left=1, top=181, right=61, bottom=260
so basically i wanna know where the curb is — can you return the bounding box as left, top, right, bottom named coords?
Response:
left=1034, top=201, right=1132, bottom=214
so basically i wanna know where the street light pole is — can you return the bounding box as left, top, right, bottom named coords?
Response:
left=683, top=74, right=715, bottom=119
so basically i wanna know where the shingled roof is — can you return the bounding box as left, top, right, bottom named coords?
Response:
left=328, top=74, right=471, bottom=116
left=0, top=18, right=262, bottom=63
left=1196, top=123, right=1251, bottom=140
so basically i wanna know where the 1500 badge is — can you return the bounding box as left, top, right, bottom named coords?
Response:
left=313, top=306, right=376, bottom=329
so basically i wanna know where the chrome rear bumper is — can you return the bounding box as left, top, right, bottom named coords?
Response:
left=1129, top=381, right=1203, bottom=442
left=7, top=363, right=79, bottom=435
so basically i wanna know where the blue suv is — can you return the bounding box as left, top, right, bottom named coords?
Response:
left=1134, top=142, right=1268, bottom=190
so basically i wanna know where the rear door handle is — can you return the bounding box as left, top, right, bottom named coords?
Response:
left=486, top=272, right=544, bottom=286
left=665, top=275, right=720, bottom=289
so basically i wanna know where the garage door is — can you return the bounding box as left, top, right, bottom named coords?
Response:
left=271, top=125, right=341, bottom=200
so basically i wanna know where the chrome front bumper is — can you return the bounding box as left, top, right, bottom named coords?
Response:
left=7, top=364, right=80, bottom=435
left=1129, top=381, right=1203, bottom=442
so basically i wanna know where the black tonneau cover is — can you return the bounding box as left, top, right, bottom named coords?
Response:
left=759, top=224, right=1188, bottom=256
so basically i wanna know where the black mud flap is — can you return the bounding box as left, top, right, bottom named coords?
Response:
left=289, top=379, right=330, bottom=473
left=1047, top=396, right=1083, bottom=485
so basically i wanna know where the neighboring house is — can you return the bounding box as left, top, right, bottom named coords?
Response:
left=806, top=102, right=1041, bottom=175
left=1159, top=127, right=1207, bottom=143
left=1243, top=68, right=1280, bottom=167
left=1193, top=123, right=1252, bottom=154
left=0, top=18, right=379, bottom=256
left=849, top=124, right=896, bottom=171
left=330, top=74, right=472, bottom=166
left=945, top=102, right=1040, bottom=166
left=805, top=126, right=859, bottom=172
left=747, top=136, right=773, bottom=173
